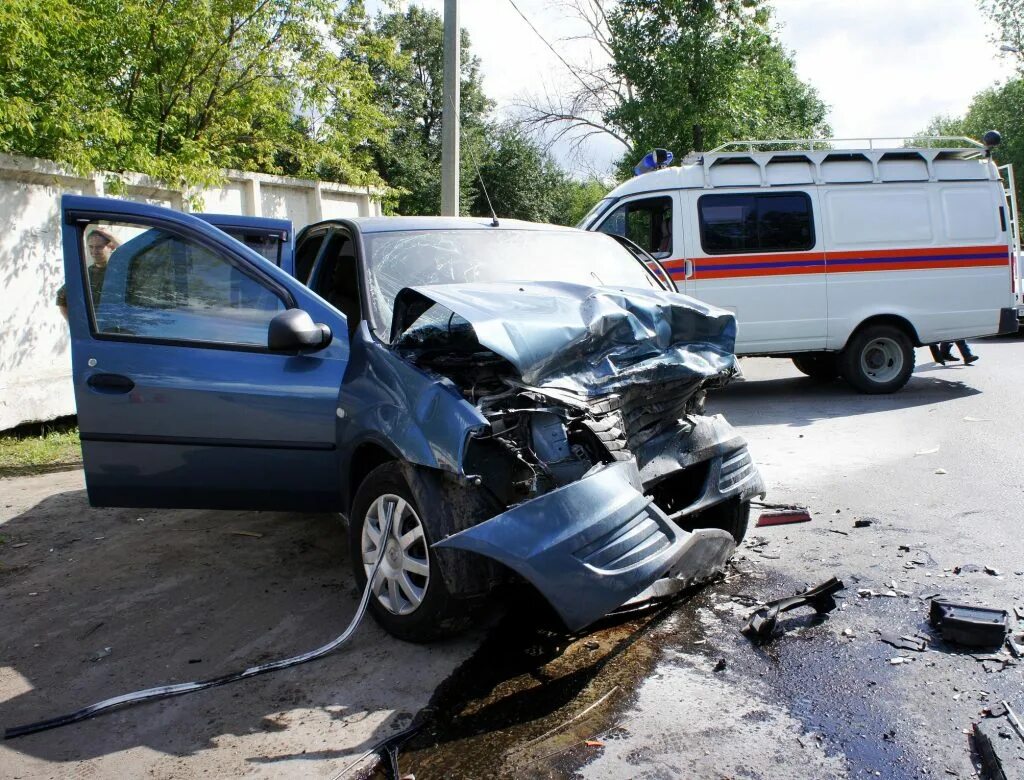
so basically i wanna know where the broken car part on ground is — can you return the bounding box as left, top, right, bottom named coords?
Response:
left=59, top=199, right=765, bottom=642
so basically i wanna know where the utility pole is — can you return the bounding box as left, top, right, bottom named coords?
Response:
left=441, top=0, right=460, bottom=216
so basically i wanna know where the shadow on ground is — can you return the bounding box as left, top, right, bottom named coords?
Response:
left=0, top=486, right=471, bottom=771
left=710, top=369, right=980, bottom=428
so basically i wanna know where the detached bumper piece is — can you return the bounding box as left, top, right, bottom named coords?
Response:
left=929, top=600, right=1010, bottom=648
left=741, top=577, right=845, bottom=644
left=434, top=460, right=735, bottom=632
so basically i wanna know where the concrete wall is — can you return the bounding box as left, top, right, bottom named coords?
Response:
left=0, top=153, right=382, bottom=431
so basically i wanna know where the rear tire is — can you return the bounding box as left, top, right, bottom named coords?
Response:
left=839, top=324, right=915, bottom=394
left=678, top=499, right=750, bottom=544
left=792, top=353, right=840, bottom=381
left=349, top=462, right=472, bottom=643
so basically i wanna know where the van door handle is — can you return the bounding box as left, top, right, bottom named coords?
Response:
left=684, top=259, right=695, bottom=279
left=87, top=373, right=135, bottom=394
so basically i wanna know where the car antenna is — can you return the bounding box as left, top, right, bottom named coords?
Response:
left=465, top=138, right=499, bottom=227
left=452, top=95, right=499, bottom=226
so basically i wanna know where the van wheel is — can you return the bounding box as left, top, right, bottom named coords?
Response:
left=349, top=462, right=471, bottom=642
left=792, top=353, right=839, bottom=381
left=839, top=324, right=915, bottom=394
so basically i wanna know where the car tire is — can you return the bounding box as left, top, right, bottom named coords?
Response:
left=679, top=499, right=750, bottom=544
left=792, top=353, right=839, bottom=381
left=839, top=324, right=915, bottom=394
left=348, top=462, right=472, bottom=643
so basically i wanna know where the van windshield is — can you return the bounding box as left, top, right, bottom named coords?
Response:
left=362, top=228, right=662, bottom=338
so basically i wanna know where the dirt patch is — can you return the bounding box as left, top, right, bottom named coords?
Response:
left=0, top=470, right=477, bottom=778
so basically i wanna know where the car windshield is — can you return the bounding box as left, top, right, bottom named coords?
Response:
left=362, top=228, right=664, bottom=339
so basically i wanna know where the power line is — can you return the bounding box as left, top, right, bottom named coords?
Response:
left=505, top=0, right=595, bottom=94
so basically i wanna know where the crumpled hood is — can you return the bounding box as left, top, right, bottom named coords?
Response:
left=390, top=280, right=738, bottom=396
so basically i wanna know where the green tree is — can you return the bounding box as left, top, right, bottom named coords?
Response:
left=922, top=79, right=1024, bottom=201
left=521, top=0, right=829, bottom=179
left=368, top=5, right=492, bottom=215
left=468, top=124, right=608, bottom=225
left=0, top=0, right=389, bottom=188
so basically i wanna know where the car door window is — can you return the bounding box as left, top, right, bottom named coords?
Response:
left=598, top=196, right=674, bottom=258
left=83, top=221, right=285, bottom=347
left=310, top=233, right=362, bottom=336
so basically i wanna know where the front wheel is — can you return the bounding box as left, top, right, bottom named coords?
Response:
left=839, top=324, right=915, bottom=394
left=348, top=462, right=472, bottom=642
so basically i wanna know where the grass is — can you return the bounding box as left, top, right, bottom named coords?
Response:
left=0, top=417, right=82, bottom=478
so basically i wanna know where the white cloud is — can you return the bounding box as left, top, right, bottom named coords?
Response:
left=370, top=0, right=1017, bottom=174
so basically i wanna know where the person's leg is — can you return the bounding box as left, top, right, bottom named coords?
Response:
left=940, top=342, right=959, bottom=362
left=957, top=340, right=978, bottom=364
left=929, top=344, right=946, bottom=364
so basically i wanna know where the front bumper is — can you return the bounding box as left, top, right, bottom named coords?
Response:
left=434, top=457, right=750, bottom=632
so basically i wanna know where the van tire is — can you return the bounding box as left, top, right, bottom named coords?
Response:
left=839, top=324, right=915, bottom=394
left=792, top=353, right=840, bottom=381
left=349, top=462, right=472, bottom=643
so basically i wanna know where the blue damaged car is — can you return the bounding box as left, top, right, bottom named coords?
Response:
left=60, top=195, right=765, bottom=642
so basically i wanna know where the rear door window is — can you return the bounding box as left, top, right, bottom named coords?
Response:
left=698, top=192, right=814, bottom=254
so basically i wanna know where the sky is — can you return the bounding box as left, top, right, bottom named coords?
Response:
left=369, top=0, right=1017, bottom=176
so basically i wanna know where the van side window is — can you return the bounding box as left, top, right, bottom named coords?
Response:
left=698, top=192, right=814, bottom=254
left=597, top=197, right=673, bottom=258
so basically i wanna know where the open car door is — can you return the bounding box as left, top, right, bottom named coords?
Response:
left=61, top=195, right=348, bottom=511
left=198, top=213, right=294, bottom=277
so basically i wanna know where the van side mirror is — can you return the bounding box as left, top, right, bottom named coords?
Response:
left=268, top=309, right=332, bottom=353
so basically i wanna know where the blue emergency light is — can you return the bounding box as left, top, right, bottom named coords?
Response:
left=634, top=148, right=674, bottom=176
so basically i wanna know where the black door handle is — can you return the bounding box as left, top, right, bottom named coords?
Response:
left=87, top=373, right=135, bottom=393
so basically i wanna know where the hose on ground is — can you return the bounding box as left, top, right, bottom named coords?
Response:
left=4, top=512, right=394, bottom=740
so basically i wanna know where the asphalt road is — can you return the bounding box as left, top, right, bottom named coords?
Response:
left=1, top=335, right=1022, bottom=778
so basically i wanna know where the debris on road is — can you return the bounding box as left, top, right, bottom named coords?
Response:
left=877, top=631, right=928, bottom=652
left=741, top=577, right=844, bottom=644
left=90, top=647, right=111, bottom=662
left=984, top=566, right=1002, bottom=577
left=854, top=518, right=874, bottom=528
left=230, top=531, right=264, bottom=539
left=973, top=700, right=1024, bottom=780
left=915, top=446, right=940, bottom=455
left=934, top=468, right=948, bottom=475
left=756, top=509, right=812, bottom=527
left=929, top=600, right=1009, bottom=648
left=1008, top=635, right=1024, bottom=659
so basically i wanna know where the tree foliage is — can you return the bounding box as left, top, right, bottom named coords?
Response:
left=0, top=0, right=390, bottom=187
left=923, top=79, right=1024, bottom=201
left=367, top=5, right=492, bottom=215
left=521, top=0, right=830, bottom=179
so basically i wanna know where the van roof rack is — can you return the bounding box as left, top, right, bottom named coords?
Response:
left=708, top=136, right=986, bottom=154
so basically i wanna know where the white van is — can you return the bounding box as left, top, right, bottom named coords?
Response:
left=580, top=136, right=1020, bottom=393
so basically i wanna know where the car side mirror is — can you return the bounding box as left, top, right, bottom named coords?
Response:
left=268, top=308, right=332, bottom=353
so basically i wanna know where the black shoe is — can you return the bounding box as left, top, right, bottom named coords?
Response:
left=935, top=357, right=947, bottom=365
left=964, top=354, right=979, bottom=365
left=943, top=353, right=959, bottom=363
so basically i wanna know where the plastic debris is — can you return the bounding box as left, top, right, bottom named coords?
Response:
left=854, top=519, right=874, bottom=528
left=973, top=700, right=1024, bottom=780
left=934, top=468, right=948, bottom=475
left=877, top=631, right=927, bottom=652
left=741, top=577, right=844, bottom=644
left=915, top=447, right=940, bottom=455
left=929, top=600, right=1009, bottom=648
left=756, top=509, right=811, bottom=527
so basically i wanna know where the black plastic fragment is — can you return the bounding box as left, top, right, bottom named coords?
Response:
left=974, top=702, right=1024, bottom=780
left=929, top=599, right=1009, bottom=648
left=741, top=577, right=844, bottom=644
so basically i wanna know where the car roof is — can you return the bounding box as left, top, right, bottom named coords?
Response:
left=337, top=216, right=583, bottom=235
